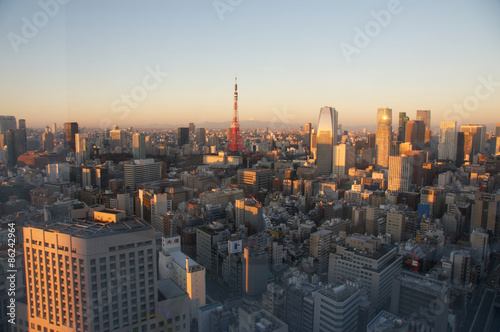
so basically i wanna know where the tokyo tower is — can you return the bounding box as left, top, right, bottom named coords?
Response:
left=226, top=76, right=247, bottom=153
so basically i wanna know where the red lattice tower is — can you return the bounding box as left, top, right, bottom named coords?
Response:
left=226, top=76, right=247, bottom=153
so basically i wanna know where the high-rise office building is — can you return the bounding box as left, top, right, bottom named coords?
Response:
left=75, top=132, right=89, bottom=165
left=133, top=133, right=146, bottom=159
left=496, top=123, right=500, bottom=137
left=398, top=112, right=409, bottom=142
left=309, top=229, right=332, bottom=274
left=405, top=120, right=425, bottom=150
left=329, top=234, right=402, bottom=308
left=237, top=169, right=272, bottom=193
left=439, top=121, right=457, bottom=161
left=333, top=143, right=355, bottom=177
left=416, top=110, right=431, bottom=130
left=312, top=283, right=362, bottom=332
left=109, top=128, right=127, bottom=150
left=63, top=122, right=79, bottom=152
left=376, top=108, right=392, bottom=168
left=178, top=127, right=189, bottom=146
left=124, top=159, right=162, bottom=190
left=242, top=247, right=269, bottom=298
left=138, top=189, right=172, bottom=226
left=305, top=122, right=312, bottom=133
left=235, top=198, right=264, bottom=233
left=195, top=128, right=206, bottom=145
left=386, top=211, right=404, bottom=243
left=23, top=211, right=161, bottom=332
left=42, top=131, right=55, bottom=152
left=460, top=124, right=487, bottom=155
left=421, top=187, right=445, bottom=218
left=388, top=155, right=412, bottom=192
left=0, top=115, right=17, bottom=134
left=189, top=122, right=196, bottom=134
left=317, top=106, right=338, bottom=175
left=51, top=123, right=57, bottom=133
left=471, top=193, right=500, bottom=235
left=391, top=272, right=448, bottom=332
left=19, top=118, right=26, bottom=130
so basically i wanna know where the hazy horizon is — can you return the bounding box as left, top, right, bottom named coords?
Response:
left=1, top=0, right=499, bottom=129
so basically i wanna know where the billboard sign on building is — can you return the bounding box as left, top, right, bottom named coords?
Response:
left=228, top=239, right=242, bottom=254
left=162, top=235, right=181, bottom=252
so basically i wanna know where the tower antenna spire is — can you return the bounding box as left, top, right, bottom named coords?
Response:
left=226, top=75, right=247, bottom=153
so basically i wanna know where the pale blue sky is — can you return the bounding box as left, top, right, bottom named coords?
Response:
left=1, top=0, right=499, bottom=129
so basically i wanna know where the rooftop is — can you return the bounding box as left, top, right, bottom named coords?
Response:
left=157, top=278, right=187, bottom=301
left=367, top=310, right=408, bottom=332
left=26, top=217, right=152, bottom=238
left=397, top=271, right=448, bottom=295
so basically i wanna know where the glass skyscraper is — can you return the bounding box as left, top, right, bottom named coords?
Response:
left=376, top=108, right=392, bottom=168
left=316, top=106, right=338, bottom=176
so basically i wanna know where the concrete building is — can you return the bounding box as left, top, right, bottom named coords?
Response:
left=471, top=193, right=500, bottom=235
left=158, top=248, right=206, bottom=316
left=237, top=169, right=272, bottom=193
left=124, top=159, right=162, bottom=190
left=367, top=310, right=409, bottom=332
left=139, top=189, right=172, bottom=226
left=329, top=234, right=402, bottom=308
left=23, top=212, right=162, bottom=332
left=195, top=224, right=227, bottom=275
left=420, top=187, right=445, bottom=218
left=376, top=108, right=392, bottom=168
left=386, top=211, right=404, bottom=244
left=312, top=283, right=362, bottom=332
left=309, top=229, right=332, bottom=274
left=238, top=304, right=288, bottom=332
left=156, top=279, right=191, bottom=332
left=333, top=143, right=355, bottom=177
left=235, top=198, right=264, bottom=233
left=390, top=272, right=449, bottom=332
left=243, top=247, right=269, bottom=298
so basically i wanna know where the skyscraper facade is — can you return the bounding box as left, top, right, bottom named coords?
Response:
left=316, top=106, right=338, bottom=175
left=460, top=124, right=487, bottom=155
left=63, top=122, right=79, bottom=152
left=405, top=120, right=425, bottom=150
left=376, top=108, right=392, bottom=168
left=195, top=128, right=206, bottom=145
left=388, top=155, right=412, bottom=192
left=333, top=143, right=355, bottom=177
left=177, top=127, right=189, bottom=146
left=133, top=132, right=146, bottom=159
left=0, top=115, right=17, bottom=134
left=416, top=110, right=431, bottom=130
left=439, top=121, right=457, bottom=161
left=398, top=112, right=409, bottom=142
left=23, top=212, right=160, bottom=332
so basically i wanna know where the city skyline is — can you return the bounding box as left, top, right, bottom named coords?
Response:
left=1, top=1, right=500, bottom=128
